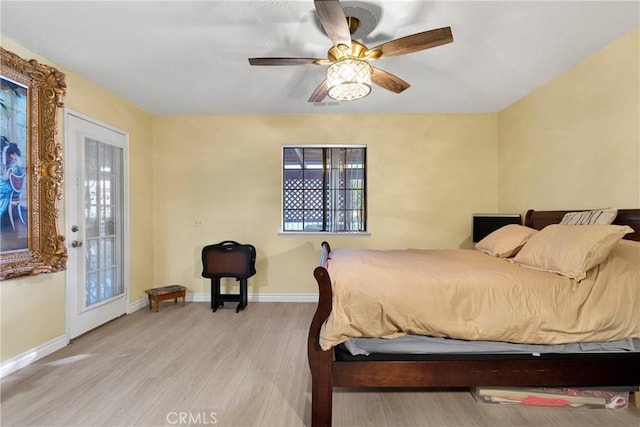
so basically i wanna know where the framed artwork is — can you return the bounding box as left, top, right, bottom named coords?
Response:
left=0, top=46, right=67, bottom=280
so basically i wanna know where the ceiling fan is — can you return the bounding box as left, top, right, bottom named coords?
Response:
left=248, top=0, right=453, bottom=102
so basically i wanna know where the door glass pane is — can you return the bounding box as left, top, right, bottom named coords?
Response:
left=86, top=239, right=98, bottom=271
left=85, top=139, right=97, bottom=172
left=86, top=271, right=98, bottom=306
left=84, top=137, right=124, bottom=308
left=105, top=237, right=114, bottom=267
left=103, top=268, right=116, bottom=299
left=98, top=239, right=106, bottom=268
left=85, top=207, right=98, bottom=238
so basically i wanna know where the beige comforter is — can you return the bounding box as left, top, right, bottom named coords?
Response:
left=319, top=240, right=640, bottom=350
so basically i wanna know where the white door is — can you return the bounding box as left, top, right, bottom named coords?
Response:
left=65, top=111, right=128, bottom=339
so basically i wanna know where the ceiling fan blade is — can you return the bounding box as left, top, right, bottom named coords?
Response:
left=308, top=79, right=329, bottom=102
left=371, top=68, right=410, bottom=94
left=249, top=58, right=323, bottom=66
left=314, top=0, right=351, bottom=47
left=370, top=27, right=453, bottom=58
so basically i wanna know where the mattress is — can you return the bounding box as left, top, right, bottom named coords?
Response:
left=343, top=335, right=640, bottom=356
left=320, top=240, right=640, bottom=350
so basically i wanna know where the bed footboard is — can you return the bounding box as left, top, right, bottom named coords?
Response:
left=307, top=242, right=334, bottom=427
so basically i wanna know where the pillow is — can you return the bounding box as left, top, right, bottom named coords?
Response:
left=475, top=224, right=538, bottom=258
left=560, top=208, right=617, bottom=225
left=511, top=224, right=633, bottom=281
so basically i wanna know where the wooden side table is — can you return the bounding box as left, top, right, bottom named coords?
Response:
left=145, top=285, right=186, bottom=312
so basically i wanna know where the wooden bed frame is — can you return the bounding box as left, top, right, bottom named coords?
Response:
left=307, top=209, right=640, bottom=426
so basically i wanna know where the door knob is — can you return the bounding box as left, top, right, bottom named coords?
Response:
left=71, top=240, right=83, bottom=248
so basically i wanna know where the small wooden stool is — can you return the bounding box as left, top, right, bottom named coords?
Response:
left=145, top=285, right=186, bottom=312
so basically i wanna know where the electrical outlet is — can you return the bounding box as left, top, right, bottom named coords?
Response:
left=194, top=219, right=203, bottom=227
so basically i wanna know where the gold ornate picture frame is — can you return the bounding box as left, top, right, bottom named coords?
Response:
left=1, top=46, right=67, bottom=280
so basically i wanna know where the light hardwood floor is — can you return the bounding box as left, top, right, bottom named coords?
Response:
left=2, top=302, right=638, bottom=427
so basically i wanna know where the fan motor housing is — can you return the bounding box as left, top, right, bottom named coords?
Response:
left=327, top=40, right=381, bottom=63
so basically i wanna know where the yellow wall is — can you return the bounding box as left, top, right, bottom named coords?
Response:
left=0, top=37, right=154, bottom=361
left=498, top=28, right=640, bottom=214
left=151, top=114, right=498, bottom=295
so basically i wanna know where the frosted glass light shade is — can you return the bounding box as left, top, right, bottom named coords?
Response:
left=327, top=59, right=372, bottom=101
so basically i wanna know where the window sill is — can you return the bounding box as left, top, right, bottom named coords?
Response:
left=278, top=231, right=371, bottom=237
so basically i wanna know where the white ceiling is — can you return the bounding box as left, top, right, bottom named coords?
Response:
left=1, top=1, right=638, bottom=115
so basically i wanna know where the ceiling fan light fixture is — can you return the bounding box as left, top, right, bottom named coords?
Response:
left=326, top=58, right=372, bottom=101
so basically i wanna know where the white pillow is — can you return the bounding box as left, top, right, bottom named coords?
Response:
left=560, top=208, right=617, bottom=225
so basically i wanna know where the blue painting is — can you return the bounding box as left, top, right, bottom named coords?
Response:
left=0, top=76, right=29, bottom=252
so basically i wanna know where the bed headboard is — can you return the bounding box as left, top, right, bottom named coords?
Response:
left=524, top=209, right=640, bottom=242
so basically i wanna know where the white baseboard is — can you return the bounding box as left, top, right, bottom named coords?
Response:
left=187, top=293, right=319, bottom=303
left=1, top=334, right=68, bottom=379
left=129, top=293, right=318, bottom=312
left=128, top=297, right=148, bottom=313
left=249, top=293, right=319, bottom=303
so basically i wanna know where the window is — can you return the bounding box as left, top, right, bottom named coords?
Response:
left=282, top=146, right=366, bottom=232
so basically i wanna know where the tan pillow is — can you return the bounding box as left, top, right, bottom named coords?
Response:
left=560, top=208, right=617, bottom=225
left=475, top=224, right=538, bottom=258
left=511, top=224, right=633, bottom=281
